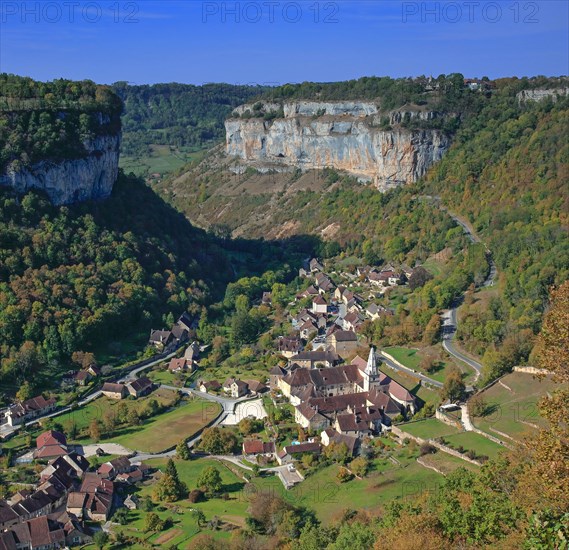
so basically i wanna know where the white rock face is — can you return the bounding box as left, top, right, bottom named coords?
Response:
left=0, top=134, right=120, bottom=205
left=516, top=88, right=569, bottom=103
left=226, top=101, right=451, bottom=189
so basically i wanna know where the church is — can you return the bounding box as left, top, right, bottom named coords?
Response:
left=277, top=347, right=416, bottom=435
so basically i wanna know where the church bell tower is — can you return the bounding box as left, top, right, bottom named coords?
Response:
left=363, top=346, right=379, bottom=391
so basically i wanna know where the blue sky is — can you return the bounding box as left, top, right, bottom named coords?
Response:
left=1, top=1, right=567, bottom=85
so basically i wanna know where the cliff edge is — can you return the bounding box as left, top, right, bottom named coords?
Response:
left=0, top=75, right=122, bottom=205
left=225, top=101, right=453, bottom=190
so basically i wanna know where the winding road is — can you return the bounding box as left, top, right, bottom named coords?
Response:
left=440, top=209, right=497, bottom=379
left=381, top=197, right=498, bottom=385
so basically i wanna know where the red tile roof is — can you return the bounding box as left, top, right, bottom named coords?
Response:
left=242, top=440, right=275, bottom=454
left=36, top=430, right=67, bottom=449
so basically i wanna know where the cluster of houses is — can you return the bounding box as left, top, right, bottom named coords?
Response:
left=2, top=396, right=57, bottom=428
left=198, top=377, right=267, bottom=398
left=238, top=347, right=417, bottom=484
left=276, top=347, right=415, bottom=433
left=167, top=341, right=200, bottom=375
left=101, top=376, right=154, bottom=400
left=0, top=430, right=150, bottom=549
left=256, top=260, right=419, bottom=474
left=293, top=258, right=408, bottom=342
left=148, top=312, right=195, bottom=352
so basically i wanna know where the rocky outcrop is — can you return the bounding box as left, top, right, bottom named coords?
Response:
left=517, top=88, right=569, bottom=103
left=226, top=101, right=452, bottom=189
left=0, top=129, right=120, bottom=206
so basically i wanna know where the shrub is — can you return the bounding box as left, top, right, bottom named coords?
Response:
left=188, top=489, right=204, bottom=503
left=419, top=443, right=438, bottom=456
left=337, top=467, right=354, bottom=483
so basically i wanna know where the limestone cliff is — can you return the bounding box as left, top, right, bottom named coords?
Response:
left=225, top=101, right=452, bottom=189
left=516, top=88, right=569, bottom=103
left=0, top=133, right=121, bottom=205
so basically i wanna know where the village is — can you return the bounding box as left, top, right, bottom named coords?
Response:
left=0, top=256, right=515, bottom=548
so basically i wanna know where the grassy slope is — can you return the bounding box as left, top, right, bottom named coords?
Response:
left=384, top=345, right=473, bottom=384
left=401, top=418, right=461, bottom=440
left=117, top=457, right=247, bottom=547
left=473, top=371, right=560, bottom=441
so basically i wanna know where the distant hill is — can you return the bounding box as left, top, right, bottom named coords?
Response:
left=112, top=81, right=270, bottom=158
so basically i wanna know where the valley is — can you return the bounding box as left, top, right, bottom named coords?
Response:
left=0, top=73, right=567, bottom=550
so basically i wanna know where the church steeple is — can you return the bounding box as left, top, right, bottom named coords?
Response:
left=363, top=346, right=378, bottom=391
left=365, top=345, right=378, bottom=377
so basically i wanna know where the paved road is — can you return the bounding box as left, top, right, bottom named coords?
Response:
left=425, top=199, right=498, bottom=379
left=379, top=352, right=443, bottom=388
left=118, top=350, right=178, bottom=383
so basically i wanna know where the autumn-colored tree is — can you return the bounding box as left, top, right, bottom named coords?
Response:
left=440, top=365, right=465, bottom=402
left=103, top=410, right=117, bottom=436
left=89, top=419, right=101, bottom=442
left=419, top=354, right=437, bottom=374
left=374, top=509, right=446, bottom=550
left=71, top=351, right=96, bottom=369
left=422, top=314, right=441, bottom=345
left=514, top=281, right=569, bottom=513
left=336, top=467, right=353, bottom=483
left=323, top=441, right=349, bottom=464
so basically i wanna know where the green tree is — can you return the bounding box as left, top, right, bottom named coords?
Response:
left=200, top=427, right=238, bottom=454
left=197, top=466, right=223, bottom=495
left=332, top=522, right=376, bottom=550
left=65, top=420, right=78, bottom=440
left=16, top=381, right=33, bottom=402
left=176, top=439, right=191, bottom=460
left=144, top=512, right=163, bottom=532
left=440, top=365, right=465, bottom=402
left=127, top=408, right=141, bottom=426
left=153, top=459, right=187, bottom=502
left=349, top=456, right=369, bottom=477
left=323, top=441, right=349, bottom=464
left=93, top=531, right=109, bottom=549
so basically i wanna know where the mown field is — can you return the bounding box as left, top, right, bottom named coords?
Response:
left=418, top=449, right=479, bottom=474
left=55, top=390, right=220, bottom=453
left=119, top=145, right=209, bottom=179
left=442, top=431, right=505, bottom=459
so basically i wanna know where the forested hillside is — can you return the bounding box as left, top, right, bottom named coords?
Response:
left=112, top=82, right=269, bottom=157
left=0, top=74, right=121, bottom=172
left=0, top=172, right=229, bottom=392
left=424, top=78, right=569, bottom=381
